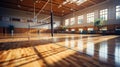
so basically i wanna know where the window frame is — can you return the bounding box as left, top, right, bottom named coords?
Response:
left=116, top=5, right=120, bottom=20
left=70, top=17, right=75, bottom=25
left=78, top=15, right=83, bottom=24
left=87, top=12, right=94, bottom=23
left=65, top=19, right=69, bottom=26
left=100, top=9, right=108, bottom=21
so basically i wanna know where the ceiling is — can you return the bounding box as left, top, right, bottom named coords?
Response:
left=0, top=0, right=107, bottom=17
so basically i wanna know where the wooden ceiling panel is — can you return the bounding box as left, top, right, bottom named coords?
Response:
left=81, top=1, right=94, bottom=7
left=0, top=0, right=107, bottom=17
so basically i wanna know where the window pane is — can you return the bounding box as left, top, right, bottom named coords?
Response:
left=71, top=29, right=75, bottom=31
left=100, top=9, right=108, bottom=21
left=70, top=17, right=75, bottom=25
left=78, top=15, right=83, bottom=24
left=116, top=5, right=120, bottom=19
left=65, top=19, right=69, bottom=26
left=87, top=12, right=94, bottom=23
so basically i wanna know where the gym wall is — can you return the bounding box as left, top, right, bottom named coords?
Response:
left=0, top=7, right=61, bottom=33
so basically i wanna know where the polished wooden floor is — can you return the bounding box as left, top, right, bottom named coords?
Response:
left=0, top=33, right=120, bottom=67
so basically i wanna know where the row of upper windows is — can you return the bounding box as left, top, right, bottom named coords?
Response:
left=66, top=27, right=120, bottom=32
left=65, top=5, right=120, bottom=26
left=66, top=27, right=108, bottom=32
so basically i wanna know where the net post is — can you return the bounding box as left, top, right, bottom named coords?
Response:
left=50, top=11, right=54, bottom=37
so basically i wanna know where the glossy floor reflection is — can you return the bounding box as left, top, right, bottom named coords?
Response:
left=115, top=38, right=120, bottom=67
left=52, top=34, right=120, bottom=67
left=0, top=33, right=120, bottom=67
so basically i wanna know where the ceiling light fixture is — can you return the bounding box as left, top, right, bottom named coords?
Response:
left=17, top=5, right=21, bottom=8
left=62, top=1, right=67, bottom=5
left=36, top=1, right=38, bottom=3
left=58, top=5, right=62, bottom=8
left=62, top=0, right=87, bottom=5
left=70, top=8, right=73, bottom=11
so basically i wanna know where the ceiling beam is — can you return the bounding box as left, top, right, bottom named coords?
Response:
left=40, top=0, right=78, bottom=11
left=0, top=1, right=63, bottom=16
left=88, top=0, right=96, bottom=5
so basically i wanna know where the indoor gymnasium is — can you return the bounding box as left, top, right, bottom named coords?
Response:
left=0, top=0, right=120, bottom=67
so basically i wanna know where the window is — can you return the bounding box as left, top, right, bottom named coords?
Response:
left=71, top=29, right=75, bottom=31
left=87, top=12, right=94, bottom=23
left=100, top=9, right=108, bottom=20
left=88, top=28, right=93, bottom=31
left=65, top=19, right=69, bottom=26
left=79, top=28, right=83, bottom=32
left=116, top=5, right=120, bottom=19
left=54, top=22, right=60, bottom=28
left=78, top=15, right=83, bottom=24
left=66, top=29, right=69, bottom=31
left=70, top=17, right=75, bottom=25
